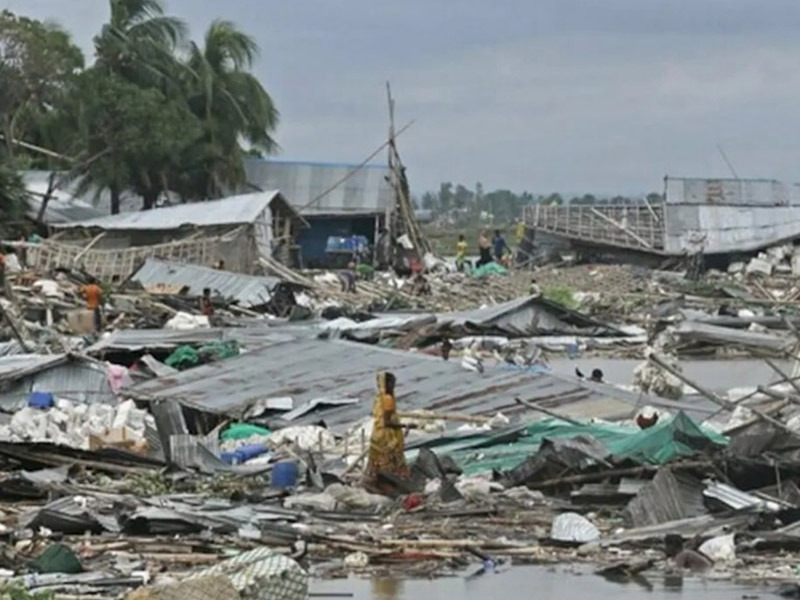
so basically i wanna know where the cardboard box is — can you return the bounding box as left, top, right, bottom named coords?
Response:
left=66, top=309, right=95, bottom=334
left=89, top=427, right=149, bottom=455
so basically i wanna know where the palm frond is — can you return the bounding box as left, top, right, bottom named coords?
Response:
left=204, top=19, right=259, bottom=71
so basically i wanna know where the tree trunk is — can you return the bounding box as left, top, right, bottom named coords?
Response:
left=36, top=172, right=57, bottom=224
left=142, top=188, right=158, bottom=211
left=110, top=186, right=121, bottom=215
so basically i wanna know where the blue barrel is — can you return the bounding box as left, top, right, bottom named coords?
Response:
left=271, top=460, right=299, bottom=488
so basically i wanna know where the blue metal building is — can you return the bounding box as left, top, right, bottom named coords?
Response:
left=244, top=158, right=393, bottom=267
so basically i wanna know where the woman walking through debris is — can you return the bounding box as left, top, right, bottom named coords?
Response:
left=364, top=371, right=410, bottom=494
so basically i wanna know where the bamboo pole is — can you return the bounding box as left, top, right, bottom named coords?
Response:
left=514, top=396, right=582, bottom=426
left=649, top=353, right=800, bottom=438
left=765, top=359, right=800, bottom=400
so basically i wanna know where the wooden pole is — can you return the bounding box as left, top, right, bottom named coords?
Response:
left=649, top=353, right=800, bottom=438
left=398, top=410, right=491, bottom=424
left=514, top=396, right=582, bottom=426
left=765, top=359, right=800, bottom=399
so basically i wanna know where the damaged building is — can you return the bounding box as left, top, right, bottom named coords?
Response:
left=244, top=158, right=393, bottom=268
left=26, top=191, right=303, bottom=280
left=526, top=177, right=800, bottom=261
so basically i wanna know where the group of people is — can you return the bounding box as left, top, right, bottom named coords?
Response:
left=455, top=229, right=513, bottom=272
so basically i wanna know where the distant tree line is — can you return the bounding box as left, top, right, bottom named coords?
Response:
left=416, top=183, right=663, bottom=224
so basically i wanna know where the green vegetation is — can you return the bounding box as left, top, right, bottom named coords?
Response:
left=0, top=0, right=279, bottom=217
left=0, top=159, right=28, bottom=233
left=0, top=584, right=53, bottom=600
left=417, top=183, right=663, bottom=228
left=543, top=285, right=578, bottom=309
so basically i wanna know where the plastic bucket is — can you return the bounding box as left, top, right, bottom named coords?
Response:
left=271, top=460, right=299, bottom=488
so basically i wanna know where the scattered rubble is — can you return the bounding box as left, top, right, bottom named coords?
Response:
left=6, top=236, right=800, bottom=595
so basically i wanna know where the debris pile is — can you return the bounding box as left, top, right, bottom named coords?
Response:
left=7, top=235, right=800, bottom=595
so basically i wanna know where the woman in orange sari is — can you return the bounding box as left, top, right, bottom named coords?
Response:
left=364, top=371, right=410, bottom=494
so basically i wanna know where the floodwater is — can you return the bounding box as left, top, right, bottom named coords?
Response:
left=549, top=358, right=793, bottom=393
left=312, top=566, right=782, bottom=599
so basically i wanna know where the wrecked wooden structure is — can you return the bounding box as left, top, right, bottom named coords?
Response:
left=525, top=177, right=800, bottom=258
left=27, top=191, right=303, bottom=281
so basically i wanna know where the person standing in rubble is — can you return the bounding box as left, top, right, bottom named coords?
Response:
left=364, top=371, right=411, bottom=494
left=455, top=234, right=468, bottom=272
left=81, top=277, right=103, bottom=332
left=200, top=288, right=214, bottom=319
left=492, top=229, right=509, bottom=265
left=476, top=231, right=492, bottom=268
left=339, top=261, right=357, bottom=293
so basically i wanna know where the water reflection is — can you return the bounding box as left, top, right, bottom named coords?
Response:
left=372, top=578, right=405, bottom=600
left=663, top=574, right=684, bottom=592
left=311, top=566, right=779, bottom=600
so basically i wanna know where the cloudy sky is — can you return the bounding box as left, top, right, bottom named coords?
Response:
left=6, top=0, right=800, bottom=195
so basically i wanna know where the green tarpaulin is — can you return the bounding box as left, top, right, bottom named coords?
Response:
left=433, top=412, right=727, bottom=475
left=221, top=423, right=272, bottom=442
left=471, top=262, right=509, bottom=277
left=165, top=341, right=240, bottom=370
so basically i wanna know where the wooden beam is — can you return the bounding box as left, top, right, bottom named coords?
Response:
left=72, top=232, right=107, bottom=265
left=589, top=207, right=653, bottom=249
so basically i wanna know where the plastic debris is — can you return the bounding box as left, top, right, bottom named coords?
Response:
left=165, top=312, right=210, bottom=331
left=343, top=552, right=370, bottom=569
left=551, top=512, right=601, bottom=543
left=698, top=533, right=736, bottom=563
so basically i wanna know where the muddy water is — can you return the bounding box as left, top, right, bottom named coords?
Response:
left=312, top=566, right=782, bottom=599
left=549, top=358, right=793, bottom=392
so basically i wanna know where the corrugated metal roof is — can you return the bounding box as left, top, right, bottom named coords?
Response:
left=0, top=355, right=66, bottom=381
left=52, top=191, right=283, bottom=230
left=0, top=354, right=116, bottom=410
left=132, top=259, right=285, bottom=307
left=25, top=196, right=105, bottom=224
left=127, top=338, right=645, bottom=426
left=86, top=326, right=303, bottom=355
left=244, top=159, right=392, bottom=216
left=624, top=468, right=706, bottom=527
left=22, top=171, right=106, bottom=224
left=665, top=177, right=800, bottom=207
left=703, top=480, right=782, bottom=511
left=437, top=296, right=621, bottom=335
left=0, top=341, right=23, bottom=357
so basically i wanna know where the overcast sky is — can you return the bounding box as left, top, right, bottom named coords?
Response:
left=6, top=0, right=800, bottom=195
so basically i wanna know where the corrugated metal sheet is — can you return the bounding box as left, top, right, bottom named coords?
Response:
left=664, top=177, right=800, bottom=255
left=673, top=321, right=792, bottom=352
left=664, top=204, right=800, bottom=254
left=0, top=355, right=66, bottom=381
left=703, top=481, right=782, bottom=511
left=0, top=355, right=116, bottom=411
left=666, top=177, right=800, bottom=207
left=23, top=171, right=106, bottom=224
left=0, top=341, right=23, bottom=357
left=86, top=327, right=301, bottom=355
left=438, top=296, right=623, bottom=335
left=245, top=159, right=391, bottom=216
left=127, top=338, right=644, bottom=427
left=132, top=258, right=285, bottom=307
left=52, top=191, right=283, bottom=230
left=624, top=467, right=706, bottom=527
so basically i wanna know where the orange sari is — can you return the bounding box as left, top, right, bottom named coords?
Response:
left=364, top=373, right=409, bottom=492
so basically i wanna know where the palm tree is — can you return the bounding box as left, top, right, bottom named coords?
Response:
left=181, top=20, right=279, bottom=198
left=94, top=0, right=186, bottom=90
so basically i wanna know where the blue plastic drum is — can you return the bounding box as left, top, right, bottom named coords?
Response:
left=271, top=460, right=299, bottom=489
